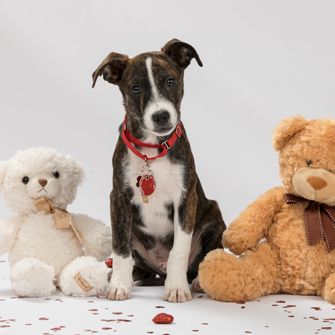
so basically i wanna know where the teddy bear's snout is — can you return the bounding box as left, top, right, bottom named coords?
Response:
left=38, top=179, right=48, bottom=187
left=307, top=176, right=328, bottom=190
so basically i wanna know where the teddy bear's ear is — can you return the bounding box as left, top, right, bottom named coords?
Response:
left=66, top=156, right=85, bottom=185
left=0, top=161, right=8, bottom=189
left=272, top=116, right=309, bottom=151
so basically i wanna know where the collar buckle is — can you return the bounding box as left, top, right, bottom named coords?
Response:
left=162, top=140, right=171, bottom=150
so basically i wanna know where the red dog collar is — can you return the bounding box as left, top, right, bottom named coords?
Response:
left=121, top=118, right=183, bottom=161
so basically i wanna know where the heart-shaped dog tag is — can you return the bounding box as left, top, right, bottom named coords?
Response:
left=139, top=174, right=156, bottom=203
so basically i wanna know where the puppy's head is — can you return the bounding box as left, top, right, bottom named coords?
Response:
left=92, top=39, right=202, bottom=137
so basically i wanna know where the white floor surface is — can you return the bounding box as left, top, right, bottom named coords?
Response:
left=0, top=256, right=335, bottom=335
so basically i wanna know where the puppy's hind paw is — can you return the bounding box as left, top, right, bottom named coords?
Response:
left=191, top=277, right=204, bottom=293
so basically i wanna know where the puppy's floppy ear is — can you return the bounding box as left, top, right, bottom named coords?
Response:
left=272, top=116, right=309, bottom=151
left=161, top=39, right=203, bottom=69
left=92, top=52, right=130, bottom=88
left=0, top=161, right=8, bottom=189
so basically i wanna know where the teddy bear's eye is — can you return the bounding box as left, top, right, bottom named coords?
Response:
left=306, top=160, right=313, bottom=167
left=52, top=171, right=60, bottom=179
left=22, top=176, right=30, bottom=185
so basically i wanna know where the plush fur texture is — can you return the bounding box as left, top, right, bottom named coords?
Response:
left=0, top=148, right=113, bottom=297
left=199, top=116, right=335, bottom=303
left=59, top=256, right=109, bottom=297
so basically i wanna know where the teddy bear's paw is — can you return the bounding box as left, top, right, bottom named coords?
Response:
left=323, top=273, right=335, bottom=304
left=223, top=229, right=249, bottom=255
left=11, top=258, right=56, bottom=297
left=164, top=276, right=192, bottom=303
left=59, top=256, right=109, bottom=297
left=69, top=214, right=113, bottom=261
left=199, top=249, right=249, bottom=301
left=0, top=219, right=16, bottom=255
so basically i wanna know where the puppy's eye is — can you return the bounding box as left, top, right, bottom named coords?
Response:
left=22, top=176, right=30, bottom=185
left=131, top=85, right=141, bottom=95
left=52, top=171, right=60, bottom=179
left=306, top=160, right=313, bottom=167
left=166, top=77, right=176, bottom=87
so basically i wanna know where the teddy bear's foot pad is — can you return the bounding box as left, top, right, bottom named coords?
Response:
left=11, top=258, right=56, bottom=297
left=322, top=273, right=335, bottom=304
left=59, top=256, right=109, bottom=297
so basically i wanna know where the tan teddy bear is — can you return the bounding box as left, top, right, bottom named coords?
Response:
left=199, top=116, right=335, bottom=303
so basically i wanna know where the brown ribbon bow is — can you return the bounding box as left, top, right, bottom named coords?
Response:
left=34, top=197, right=87, bottom=254
left=284, top=194, right=335, bottom=251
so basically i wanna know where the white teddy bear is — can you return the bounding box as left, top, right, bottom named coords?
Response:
left=0, top=147, right=113, bottom=298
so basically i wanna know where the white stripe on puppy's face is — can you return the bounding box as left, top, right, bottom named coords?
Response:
left=144, top=57, right=178, bottom=137
left=146, top=57, right=159, bottom=100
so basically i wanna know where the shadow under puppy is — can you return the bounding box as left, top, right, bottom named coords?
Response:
left=92, top=39, right=225, bottom=303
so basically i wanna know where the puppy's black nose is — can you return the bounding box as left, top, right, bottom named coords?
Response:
left=152, top=110, right=170, bottom=127
left=38, top=179, right=48, bottom=187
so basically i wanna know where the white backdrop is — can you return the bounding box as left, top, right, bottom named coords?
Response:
left=0, top=0, right=334, bottom=225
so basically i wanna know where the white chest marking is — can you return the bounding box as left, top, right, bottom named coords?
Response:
left=124, top=150, right=185, bottom=238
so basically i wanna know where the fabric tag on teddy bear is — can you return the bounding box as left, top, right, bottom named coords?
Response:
left=74, top=272, right=93, bottom=292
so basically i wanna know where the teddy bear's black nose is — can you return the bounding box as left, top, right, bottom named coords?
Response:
left=38, top=179, right=48, bottom=187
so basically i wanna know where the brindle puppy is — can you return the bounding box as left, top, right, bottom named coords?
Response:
left=92, top=39, right=225, bottom=303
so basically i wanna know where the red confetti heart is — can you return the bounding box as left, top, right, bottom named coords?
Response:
left=152, top=313, right=174, bottom=324
left=105, top=258, right=113, bottom=268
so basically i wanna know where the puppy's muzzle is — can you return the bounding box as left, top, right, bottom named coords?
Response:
left=152, top=110, right=172, bottom=131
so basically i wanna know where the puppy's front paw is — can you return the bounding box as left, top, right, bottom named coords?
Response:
left=107, top=277, right=132, bottom=300
left=106, top=254, right=134, bottom=300
left=164, top=279, right=192, bottom=303
left=107, top=285, right=131, bottom=301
